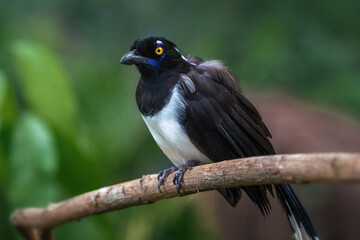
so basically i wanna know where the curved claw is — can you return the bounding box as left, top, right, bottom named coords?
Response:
left=157, top=166, right=177, bottom=193
left=173, top=170, right=182, bottom=185
left=175, top=171, right=185, bottom=195
left=172, top=160, right=199, bottom=196
left=157, top=171, right=163, bottom=181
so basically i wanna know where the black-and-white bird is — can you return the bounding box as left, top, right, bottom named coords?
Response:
left=120, top=36, right=318, bottom=240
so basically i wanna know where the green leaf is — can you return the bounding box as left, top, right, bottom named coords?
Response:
left=7, top=112, right=59, bottom=207
left=0, top=71, right=10, bottom=185
left=12, top=41, right=76, bottom=136
left=0, top=70, right=6, bottom=112
left=0, top=70, right=19, bottom=126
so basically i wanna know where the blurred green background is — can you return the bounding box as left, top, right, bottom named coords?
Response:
left=1, top=0, right=360, bottom=239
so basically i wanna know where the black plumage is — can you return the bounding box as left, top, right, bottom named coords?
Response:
left=120, top=36, right=318, bottom=240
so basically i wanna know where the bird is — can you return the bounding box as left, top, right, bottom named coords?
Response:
left=120, top=36, right=318, bottom=240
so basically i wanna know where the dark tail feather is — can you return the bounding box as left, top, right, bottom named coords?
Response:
left=217, top=188, right=241, bottom=207
left=242, top=185, right=272, bottom=216
left=275, top=184, right=318, bottom=240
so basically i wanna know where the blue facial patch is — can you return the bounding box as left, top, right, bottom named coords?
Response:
left=156, top=40, right=164, bottom=46
left=147, top=53, right=167, bottom=68
left=147, top=59, right=161, bottom=68
left=160, top=53, right=167, bottom=61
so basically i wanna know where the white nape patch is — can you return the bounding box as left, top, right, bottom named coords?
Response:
left=173, top=47, right=196, bottom=66
left=180, top=74, right=196, bottom=93
left=142, top=84, right=211, bottom=167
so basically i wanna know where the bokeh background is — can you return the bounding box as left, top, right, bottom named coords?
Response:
left=1, top=0, right=360, bottom=239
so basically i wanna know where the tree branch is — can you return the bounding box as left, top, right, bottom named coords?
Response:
left=10, top=153, right=360, bottom=240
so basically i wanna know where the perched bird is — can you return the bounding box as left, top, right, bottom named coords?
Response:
left=120, top=36, right=318, bottom=240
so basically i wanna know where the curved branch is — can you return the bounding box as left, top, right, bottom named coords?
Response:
left=10, top=153, right=360, bottom=239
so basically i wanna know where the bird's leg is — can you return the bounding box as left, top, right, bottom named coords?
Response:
left=157, top=166, right=178, bottom=193
left=173, top=160, right=199, bottom=196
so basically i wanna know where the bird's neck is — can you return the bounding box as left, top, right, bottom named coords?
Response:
left=137, top=65, right=158, bottom=79
left=137, top=59, right=193, bottom=77
left=135, top=71, right=180, bottom=117
left=135, top=59, right=194, bottom=117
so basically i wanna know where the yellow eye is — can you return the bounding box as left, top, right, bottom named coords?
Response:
left=155, top=46, right=164, bottom=55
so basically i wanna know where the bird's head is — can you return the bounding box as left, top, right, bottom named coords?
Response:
left=120, top=36, right=194, bottom=74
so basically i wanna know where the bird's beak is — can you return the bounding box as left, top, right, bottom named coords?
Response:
left=120, top=49, right=148, bottom=65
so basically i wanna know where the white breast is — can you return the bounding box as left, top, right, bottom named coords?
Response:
left=142, top=83, right=212, bottom=167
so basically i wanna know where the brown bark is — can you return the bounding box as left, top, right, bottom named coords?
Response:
left=10, top=153, right=360, bottom=240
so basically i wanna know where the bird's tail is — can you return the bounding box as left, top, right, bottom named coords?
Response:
left=217, top=187, right=241, bottom=207
left=275, top=184, right=318, bottom=240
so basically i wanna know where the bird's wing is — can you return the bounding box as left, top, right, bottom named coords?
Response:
left=180, top=60, right=275, bottom=162
left=179, top=59, right=275, bottom=213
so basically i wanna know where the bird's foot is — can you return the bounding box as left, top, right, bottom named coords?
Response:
left=157, top=166, right=178, bottom=193
left=173, top=160, right=199, bottom=196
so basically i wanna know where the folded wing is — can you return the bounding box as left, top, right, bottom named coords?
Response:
left=180, top=59, right=274, bottom=213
